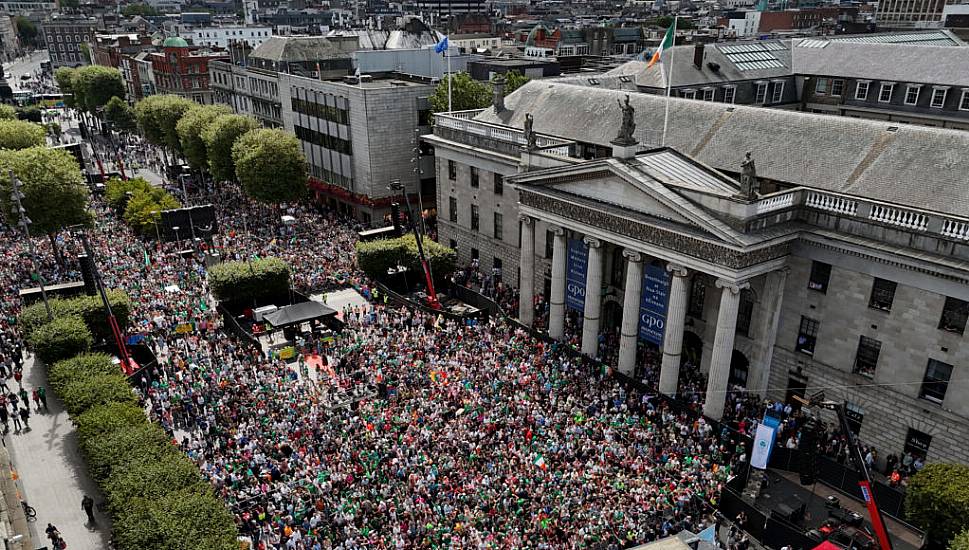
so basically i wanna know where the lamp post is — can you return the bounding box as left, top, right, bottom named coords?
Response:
left=9, top=170, right=52, bottom=321
left=150, top=210, right=161, bottom=243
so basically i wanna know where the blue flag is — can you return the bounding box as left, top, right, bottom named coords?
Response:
left=434, top=36, right=449, bottom=54
left=697, top=525, right=716, bottom=543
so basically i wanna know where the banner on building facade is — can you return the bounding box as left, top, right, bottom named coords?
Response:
left=638, top=263, right=670, bottom=345
left=566, top=238, right=588, bottom=312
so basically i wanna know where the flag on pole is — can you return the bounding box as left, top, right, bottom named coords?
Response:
left=648, top=22, right=675, bottom=69
left=533, top=455, right=547, bottom=470
left=434, top=35, right=449, bottom=54
left=143, top=247, right=151, bottom=271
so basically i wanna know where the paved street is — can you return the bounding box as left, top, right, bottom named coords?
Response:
left=6, top=50, right=49, bottom=93
left=4, top=355, right=112, bottom=550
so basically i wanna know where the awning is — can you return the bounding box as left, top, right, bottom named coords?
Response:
left=263, top=301, right=338, bottom=329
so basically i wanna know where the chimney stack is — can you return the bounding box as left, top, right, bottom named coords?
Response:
left=493, top=74, right=506, bottom=113
left=693, top=42, right=705, bottom=69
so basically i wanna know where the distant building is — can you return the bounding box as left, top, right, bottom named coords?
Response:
left=412, top=0, right=486, bottom=17
left=44, top=14, right=98, bottom=68
left=91, top=33, right=153, bottom=69
left=180, top=25, right=273, bottom=49
left=0, top=0, right=55, bottom=15
left=468, top=57, right=560, bottom=80
left=876, top=0, right=956, bottom=29
left=120, top=50, right=157, bottom=100
left=150, top=36, right=228, bottom=104
left=0, top=15, right=18, bottom=61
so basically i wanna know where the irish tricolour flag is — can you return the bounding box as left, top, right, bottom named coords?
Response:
left=647, top=21, right=675, bottom=69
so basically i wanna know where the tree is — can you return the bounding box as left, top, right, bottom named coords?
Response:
left=53, top=67, right=78, bottom=108
left=123, top=187, right=180, bottom=235
left=232, top=128, right=308, bottom=203
left=0, top=147, right=90, bottom=237
left=28, top=315, right=92, bottom=364
left=105, top=177, right=153, bottom=210
left=115, top=489, right=239, bottom=550
left=121, top=3, right=159, bottom=16
left=200, top=113, right=259, bottom=182
left=355, top=234, right=456, bottom=285
left=429, top=72, right=491, bottom=113
left=175, top=104, right=230, bottom=172
left=0, top=119, right=46, bottom=150
left=501, top=70, right=531, bottom=95
left=14, top=16, right=37, bottom=48
left=134, top=94, right=195, bottom=152
left=906, top=464, right=969, bottom=548
left=208, top=257, right=290, bottom=305
left=0, top=104, right=17, bottom=120
left=74, top=66, right=125, bottom=113
left=104, top=96, right=137, bottom=133
left=953, top=531, right=969, bottom=550
left=16, top=106, right=42, bottom=123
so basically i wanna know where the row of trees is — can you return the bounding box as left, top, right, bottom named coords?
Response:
left=133, top=94, right=309, bottom=203
left=105, top=177, right=181, bottom=235
left=429, top=70, right=530, bottom=113
left=53, top=65, right=125, bottom=114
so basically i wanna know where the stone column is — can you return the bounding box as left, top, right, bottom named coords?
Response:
left=580, top=236, right=604, bottom=358
left=617, top=250, right=644, bottom=376
left=749, top=268, right=789, bottom=394
left=548, top=226, right=567, bottom=340
left=518, top=216, right=535, bottom=326
left=703, top=279, right=749, bottom=420
left=659, top=264, right=690, bottom=396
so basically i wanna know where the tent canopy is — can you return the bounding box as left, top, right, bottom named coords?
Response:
left=263, top=301, right=337, bottom=329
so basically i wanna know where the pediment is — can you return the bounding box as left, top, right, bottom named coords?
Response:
left=553, top=174, right=695, bottom=225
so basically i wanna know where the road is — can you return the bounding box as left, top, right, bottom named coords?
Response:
left=6, top=50, right=49, bottom=93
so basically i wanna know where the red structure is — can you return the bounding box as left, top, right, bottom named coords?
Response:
left=149, top=37, right=228, bottom=104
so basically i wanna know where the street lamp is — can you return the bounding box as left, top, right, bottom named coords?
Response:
left=9, top=170, right=52, bottom=321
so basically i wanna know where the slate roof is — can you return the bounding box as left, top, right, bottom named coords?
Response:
left=250, top=36, right=355, bottom=62
left=475, top=80, right=969, bottom=217
left=791, top=40, right=969, bottom=86
left=324, top=28, right=443, bottom=50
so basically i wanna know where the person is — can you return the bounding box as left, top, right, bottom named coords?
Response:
left=31, top=388, right=40, bottom=411
left=37, top=386, right=47, bottom=411
left=81, top=494, right=95, bottom=523
left=18, top=406, right=29, bottom=432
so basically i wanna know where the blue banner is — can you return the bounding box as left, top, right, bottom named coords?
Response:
left=566, top=238, right=588, bottom=312
left=638, top=263, right=670, bottom=344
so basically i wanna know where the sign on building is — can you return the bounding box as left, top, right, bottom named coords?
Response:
left=566, top=238, right=588, bottom=311
left=638, top=263, right=670, bottom=345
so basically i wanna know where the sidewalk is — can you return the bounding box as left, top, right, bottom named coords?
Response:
left=4, top=355, right=112, bottom=550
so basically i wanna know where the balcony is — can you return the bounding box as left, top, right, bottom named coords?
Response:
left=433, top=110, right=578, bottom=159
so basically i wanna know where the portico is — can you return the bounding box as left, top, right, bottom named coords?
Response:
left=511, top=148, right=792, bottom=421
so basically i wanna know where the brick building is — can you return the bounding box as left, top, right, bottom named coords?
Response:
left=150, top=36, right=228, bottom=104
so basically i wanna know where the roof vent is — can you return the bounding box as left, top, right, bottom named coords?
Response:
left=707, top=62, right=721, bottom=72
left=587, top=78, right=599, bottom=85
left=887, top=126, right=899, bottom=132
left=726, top=106, right=736, bottom=112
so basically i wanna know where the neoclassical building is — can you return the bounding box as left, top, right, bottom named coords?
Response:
left=425, top=80, right=969, bottom=464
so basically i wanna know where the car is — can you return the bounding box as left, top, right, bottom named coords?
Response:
left=19, top=74, right=30, bottom=80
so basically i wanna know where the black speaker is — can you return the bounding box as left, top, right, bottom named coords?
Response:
left=77, top=253, right=96, bottom=296
left=798, top=417, right=823, bottom=484
left=390, top=203, right=402, bottom=236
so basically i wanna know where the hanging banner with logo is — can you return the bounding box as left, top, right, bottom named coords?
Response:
left=751, top=414, right=780, bottom=470
left=566, top=238, right=588, bottom=312
left=638, top=263, right=670, bottom=344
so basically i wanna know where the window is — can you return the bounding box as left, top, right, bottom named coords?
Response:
left=815, top=77, right=830, bottom=95
left=771, top=81, right=785, bottom=103
left=493, top=257, right=502, bottom=272
left=702, top=88, right=714, bottom=101
left=845, top=402, right=864, bottom=435
left=920, top=359, right=953, bottom=403
left=930, top=87, right=948, bottom=108
left=545, top=229, right=554, bottom=258
left=855, top=81, right=870, bottom=100
left=448, top=196, right=457, bottom=222
left=853, top=336, right=881, bottom=378
left=869, top=278, right=897, bottom=311
left=470, top=204, right=479, bottom=231
left=904, top=428, right=931, bottom=457
left=939, top=296, right=969, bottom=334
left=688, top=276, right=705, bottom=318
left=722, top=86, right=736, bottom=104
left=904, top=85, right=921, bottom=105
left=447, top=160, right=456, bottom=180
left=795, top=316, right=819, bottom=355
left=737, top=290, right=754, bottom=337
left=961, top=90, right=969, bottom=111
left=494, top=173, right=503, bottom=196
left=879, top=83, right=895, bottom=102
left=471, top=247, right=479, bottom=260
left=681, top=89, right=696, bottom=100
left=449, top=238, right=457, bottom=250
left=831, top=79, right=845, bottom=96
left=493, top=212, right=503, bottom=240
left=470, top=166, right=479, bottom=188
left=807, top=261, right=831, bottom=293
left=754, top=82, right=767, bottom=103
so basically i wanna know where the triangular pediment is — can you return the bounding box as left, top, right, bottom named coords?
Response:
left=553, top=174, right=696, bottom=225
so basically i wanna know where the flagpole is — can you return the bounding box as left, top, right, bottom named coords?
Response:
left=661, top=16, right=678, bottom=148
left=446, top=34, right=452, bottom=113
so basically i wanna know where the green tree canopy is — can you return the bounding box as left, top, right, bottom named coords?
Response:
left=14, top=16, right=37, bottom=47
left=0, top=147, right=90, bottom=236
left=952, top=530, right=969, bottom=550
left=104, top=96, right=137, bottom=133
left=105, top=176, right=153, bottom=210
left=430, top=72, right=491, bottom=113
left=208, top=257, right=290, bottom=305
left=200, top=113, right=259, bottom=182
left=498, top=70, right=530, bottom=95
left=123, top=186, right=180, bottom=235
left=232, top=128, right=308, bottom=203
left=73, top=66, right=125, bottom=113
left=28, top=315, right=92, bottom=364
left=0, top=119, right=46, bottom=150
left=114, top=488, right=239, bottom=550
left=0, top=104, right=17, bottom=120
left=906, top=463, right=969, bottom=547
left=121, top=3, right=159, bottom=16
left=134, top=94, right=195, bottom=151
left=176, top=104, right=231, bottom=172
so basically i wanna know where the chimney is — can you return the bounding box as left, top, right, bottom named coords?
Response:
left=492, top=73, right=506, bottom=113
left=693, top=42, right=705, bottom=69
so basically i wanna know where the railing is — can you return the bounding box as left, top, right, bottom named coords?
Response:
left=754, top=192, right=797, bottom=214
left=942, top=219, right=969, bottom=240
left=434, top=111, right=577, bottom=158
left=868, top=204, right=929, bottom=231
left=806, top=191, right=858, bottom=216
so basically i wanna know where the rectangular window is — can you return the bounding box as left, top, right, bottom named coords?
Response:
left=807, top=261, right=831, bottom=293
left=869, top=278, right=897, bottom=311
left=470, top=166, right=479, bottom=188
left=904, top=85, right=921, bottom=106
left=702, top=88, right=714, bottom=101
left=831, top=79, right=845, bottom=96
left=681, top=89, right=696, bottom=100
left=771, top=81, right=785, bottom=103
left=855, top=81, right=870, bottom=100
left=795, top=316, right=819, bottom=355
left=853, top=336, right=881, bottom=378
left=815, top=77, right=830, bottom=95
left=939, top=296, right=969, bottom=334
left=447, top=160, right=456, bottom=180
left=879, top=83, right=895, bottom=102
left=471, top=247, right=479, bottom=260
left=920, top=359, right=953, bottom=403
left=755, top=82, right=767, bottom=103
left=545, top=229, right=554, bottom=258
left=493, top=257, right=502, bottom=272
left=736, top=291, right=754, bottom=337
left=449, top=239, right=457, bottom=250
left=494, top=173, right=503, bottom=196
left=930, top=87, right=948, bottom=108
left=723, top=86, right=736, bottom=104
left=961, top=90, right=969, bottom=111
left=448, top=196, right=457, bottom=222
left=493, top=212, right=503, bottom=240
left=470, top=204, right=479, bottom=231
